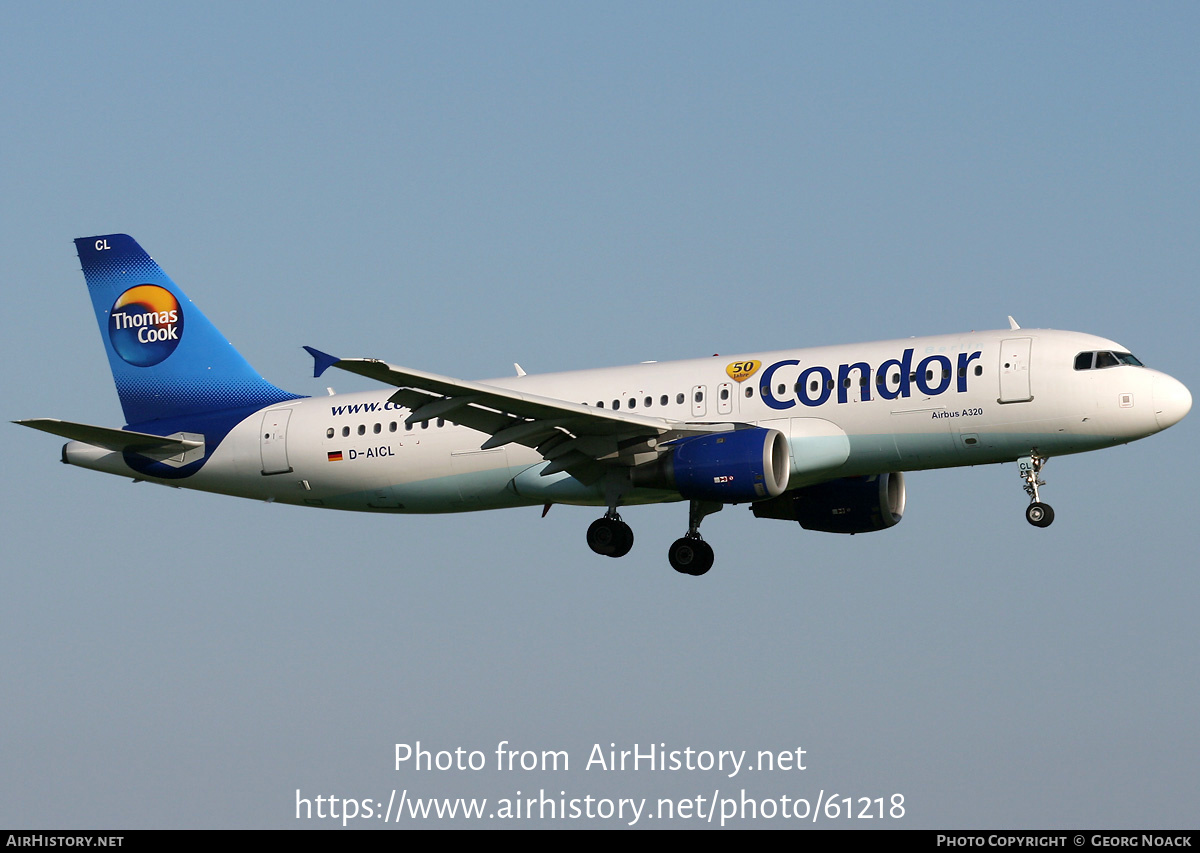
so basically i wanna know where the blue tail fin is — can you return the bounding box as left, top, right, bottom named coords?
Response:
left=76, top=234, right=302, bottom=426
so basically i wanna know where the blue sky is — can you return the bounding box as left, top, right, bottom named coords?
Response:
left=3, top=2, right=1198, bottom=828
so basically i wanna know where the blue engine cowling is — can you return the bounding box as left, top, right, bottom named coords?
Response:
left=750, top=473, right=906, bottom=533
left=662, top=427, right=790, bottom=503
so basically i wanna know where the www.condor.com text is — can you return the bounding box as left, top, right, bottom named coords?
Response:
left=295, top=788, right=905, bottom=826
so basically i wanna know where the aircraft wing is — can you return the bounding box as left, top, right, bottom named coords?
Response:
left=15, top=418, right=204, bottom=461
left=306, top=348, right=729, bottom=484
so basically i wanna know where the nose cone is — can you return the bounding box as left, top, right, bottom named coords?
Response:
left=1153, top=373, right=1192, bottom=430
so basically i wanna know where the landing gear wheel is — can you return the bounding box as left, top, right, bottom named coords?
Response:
left=669, top=537, right=714, bottom=576
left=1025, top=502, right=1055, bottom=528
left=587, top=517, right=634, bottom=557
left=1018, top=453, right=1056, bottom=528
left=609, top=521, right=633, bottom=558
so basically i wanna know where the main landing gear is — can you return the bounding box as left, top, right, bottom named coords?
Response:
left=1018, top=452, right=1055, bottom=528
left=668, top=536, right=714, bottom=576
left=587, top=512, right=634, bottom=558
left=586, top=499, right=724, bottom=575
left=667, top=500, right=722, bottom=576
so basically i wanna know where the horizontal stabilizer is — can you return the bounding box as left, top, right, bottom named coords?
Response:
left=15, top=418, right=204, bottom=458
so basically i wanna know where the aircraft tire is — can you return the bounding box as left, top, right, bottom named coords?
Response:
left=587, top=518, right=616, bottom=556
left=669, top=537, right=714, bottom=576
left=1025, top=502, right=1055, bottom=528
left=609, top=521, right=634, bottom=558
left=588, top=517, right=634, bottom=557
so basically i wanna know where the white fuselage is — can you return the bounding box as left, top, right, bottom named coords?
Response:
left=64, top=327, right=1187, bottom=513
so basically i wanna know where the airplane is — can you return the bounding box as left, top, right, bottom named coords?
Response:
left=17, top=234, right=1193, bottom=575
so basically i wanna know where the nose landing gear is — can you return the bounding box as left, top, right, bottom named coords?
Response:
left=1019, top=453, right=1054, bottom=528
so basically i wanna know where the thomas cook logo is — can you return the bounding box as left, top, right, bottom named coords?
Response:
left=108, top=285, right=184, bottom=367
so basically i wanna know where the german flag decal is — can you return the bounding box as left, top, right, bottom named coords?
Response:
left=327, top=450, right=344, bottom=462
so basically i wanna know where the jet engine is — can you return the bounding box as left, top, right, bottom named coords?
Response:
left=634, top=427, right=790, bottom=504
left=751, top=473, right=905, bottom=534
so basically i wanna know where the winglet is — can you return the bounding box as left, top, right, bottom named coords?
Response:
left=1008, top=316, right=1021, bottom=330
left=304, top=346, right=341, bottom=378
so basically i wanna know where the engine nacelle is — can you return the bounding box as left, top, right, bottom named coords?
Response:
left=751, top=473, right=906, bottom=534
left=635, top=427, right=790, bottom=504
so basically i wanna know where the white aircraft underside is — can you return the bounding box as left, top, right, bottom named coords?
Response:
left=18, top=235, right=1192, bottom=575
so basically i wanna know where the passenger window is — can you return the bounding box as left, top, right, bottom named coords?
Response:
left=342, top=426, right=350, bottom=437
left=389, top=422, right=397, bottom=432
left=744, top=387, right=753, bottom=398
left=437, top=418, right=445, bottom=427
left=645, top=396, right=652, bottom=407
left=694, top=390, right=703, bottom=403
left=326, top=428, right=334, bottom=438
left=421, top=421, right=429, bottom=430
left=597, top=401, right=604, bottom=408
left=660, top=395, right=668, bottom=406
left=405, top=422, right=413, bottom=431
left=357, top=425, right=365, bottom=436
left=373, top=423, right=381, bottom=434
left=676, top=393, right=685, bottom=405
left=974, top=366, right=982, bottom=376
left=613, top=400, right=620, bottom=410
left=628, top=399, right=635, bottom=409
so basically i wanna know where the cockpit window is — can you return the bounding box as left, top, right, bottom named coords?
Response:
left=1074, top=350, right=1144, bottom=370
